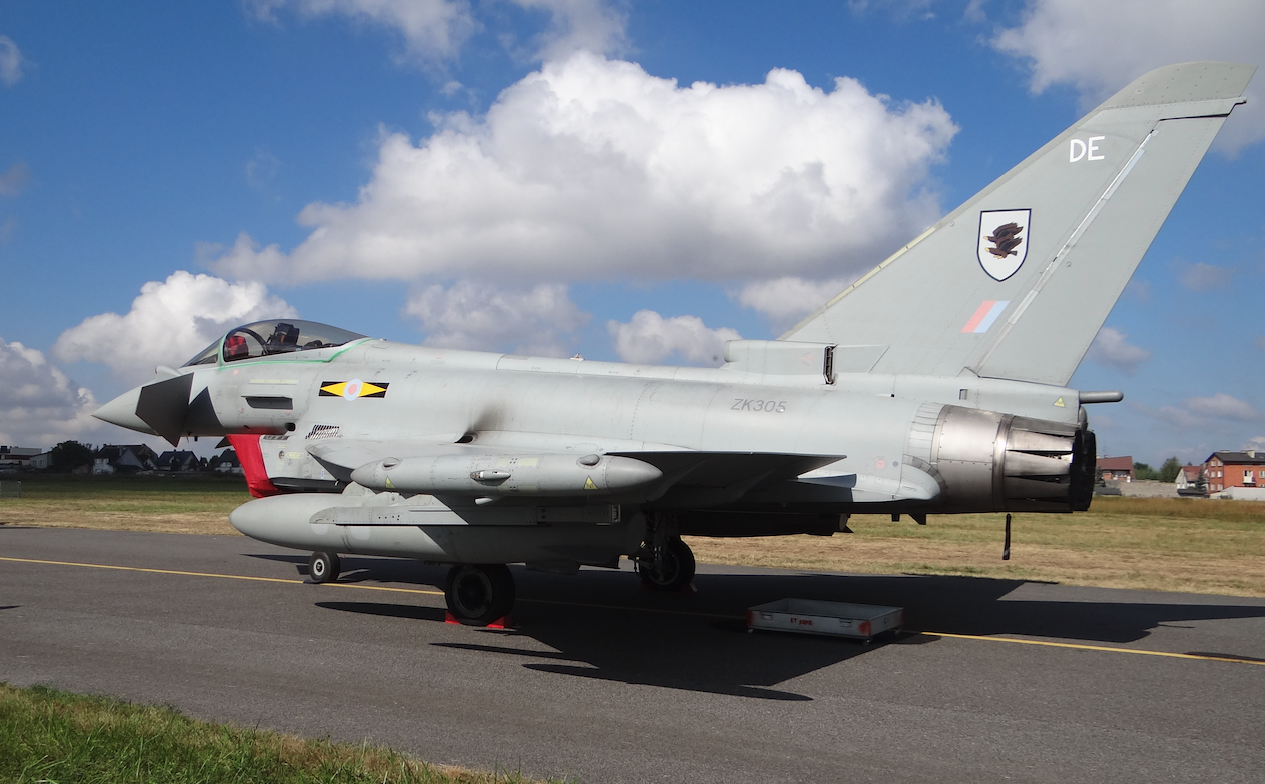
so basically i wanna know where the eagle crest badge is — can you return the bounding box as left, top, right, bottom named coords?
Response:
left=976, top=209, right=1031, bottom=281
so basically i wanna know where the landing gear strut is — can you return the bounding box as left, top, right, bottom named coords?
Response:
left=308, top=551, right=341, bottom=583
left=635, top=512, right=696, bottom=591
left=444, top=564, right=516, bottom=625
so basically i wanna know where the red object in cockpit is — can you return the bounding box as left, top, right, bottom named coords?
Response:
left=224, top=334, right=248, bottom=360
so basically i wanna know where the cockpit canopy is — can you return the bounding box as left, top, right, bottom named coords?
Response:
left=183, top=320, right=367, bottom=366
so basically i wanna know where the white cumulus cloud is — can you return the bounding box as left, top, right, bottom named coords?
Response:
left=734, top=275, right=857, bottom=333
left=0, top=162, right=29, bottom=196
left=1186, top=392, right=1260, bottom=421
left=0, top=339, right=99, bottom=448
left=991, top=0, right=1265, bottom=154
left=403, top=280, right=589, bottom=356
left=245, top=148, right=281, bottom=189
left=848, top=0, right=938, bottom=22
left=1149, top=392, right=1262, bottom=435
left=1179, top=261, right=1233, bottom=292
left=0, top=35, right=25, bottom=87
left=211, top=51, right=956, bottom=288
left=1085, top=326, right=1151, bottom=374
left=246, top=0, right=625, bottom=63
left=607, top=310, right=740, bottom=366
left=247, top=0, right=478, bottom=62
left=510, top=0, right=630, bottom=60
left=53, top=272, right=297, bottom=383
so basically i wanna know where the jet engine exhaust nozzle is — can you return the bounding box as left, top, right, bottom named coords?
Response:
left=926, top=405, right=1095, bottom=513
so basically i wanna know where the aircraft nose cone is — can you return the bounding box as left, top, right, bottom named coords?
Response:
left=93, top=386, right=157, bottom=435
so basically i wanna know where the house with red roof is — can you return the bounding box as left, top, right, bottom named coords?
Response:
left=1204, top=451, right=1265, bottom=494
left=1098, top=456, right=1134, bottom=482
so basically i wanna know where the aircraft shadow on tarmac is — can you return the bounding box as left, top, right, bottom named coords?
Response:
left=249, top=553, right=1265, bottom=700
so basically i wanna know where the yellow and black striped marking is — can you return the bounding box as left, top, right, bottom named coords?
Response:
left=319, top=379, right=388, bottom=399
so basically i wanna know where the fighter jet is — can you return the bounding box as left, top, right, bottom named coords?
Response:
left=96, top=62, right=1254, bottom=625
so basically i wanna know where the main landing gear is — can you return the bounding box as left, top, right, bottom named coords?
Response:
left=636, top=537, right=696, bottom=591
left=444, top=564, right=516, bottom=625
left=307, top=550, right=514, bottom=626
left=634, top=511, right=696, bottom=591
left=308, top=551, right=341, bottom=583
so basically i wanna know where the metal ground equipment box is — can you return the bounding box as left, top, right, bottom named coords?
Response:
left=747, top=599, right=903, bottom=641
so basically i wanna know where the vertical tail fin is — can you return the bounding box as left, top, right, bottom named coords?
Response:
left=783, top=62, right=1255, bottom=386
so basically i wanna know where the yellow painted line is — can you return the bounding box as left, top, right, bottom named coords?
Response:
left=915, top=631, right=1265, bottom=667
left=0, top=556, right=444, bottom=596
left=4, top=556, right=1262, bottom=664
left=0, top=556, right=735, bottom=618
left=0, top=556, right=305, bottom=585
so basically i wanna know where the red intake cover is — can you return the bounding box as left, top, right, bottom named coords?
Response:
left=227, top=434, right=282, bottom=498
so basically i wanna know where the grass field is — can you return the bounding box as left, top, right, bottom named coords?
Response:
left=688, top=496, right=1265, bottom=597
left=0, top=683, right=553, bottom=784
left=0, top=474, right=247, bottom=535
left=2, top=475, right=1263, bottom=596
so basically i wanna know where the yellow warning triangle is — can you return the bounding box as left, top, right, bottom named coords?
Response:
left=583, top=476, right=597, bottom=490
left=1053, top=397, right=1065, bottom=407
left=385, top=476, right=395, bottom=489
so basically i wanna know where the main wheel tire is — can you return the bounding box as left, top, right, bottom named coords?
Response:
left=637, top=538, right=695, bottom=591
left=309, top=551, right=340, bottom=583
left=444, top=564, right=515, bottom=625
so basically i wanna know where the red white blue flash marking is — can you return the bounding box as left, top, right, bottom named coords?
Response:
left=961, top=300, right=1010, bottom=333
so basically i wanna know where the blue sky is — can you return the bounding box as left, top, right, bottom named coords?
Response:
left=1, top=0, right=1262, bottom=466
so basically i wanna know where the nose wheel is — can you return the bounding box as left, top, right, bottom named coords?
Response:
left=444, top=564, right=516, bottom=626
left=636, top=537, right=695, bottom=591
left=308, top=551, right=341, bottom=583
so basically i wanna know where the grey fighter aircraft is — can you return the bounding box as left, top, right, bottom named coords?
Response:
left=96, top=62, right=1254, bottom=625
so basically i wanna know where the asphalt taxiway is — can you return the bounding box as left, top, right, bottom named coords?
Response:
left=2, top=526, right=1263, bottom=783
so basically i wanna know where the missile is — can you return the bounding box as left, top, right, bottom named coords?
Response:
left=350, top=453, right=662, bottom=497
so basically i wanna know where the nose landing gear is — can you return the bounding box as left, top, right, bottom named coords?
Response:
left=308, top=551, right=341, bottom=583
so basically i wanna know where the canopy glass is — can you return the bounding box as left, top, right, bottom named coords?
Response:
left=182, top=320, right=366, bottom=366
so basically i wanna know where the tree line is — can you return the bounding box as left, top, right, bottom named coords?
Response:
left=1132, top=457, right=1183, bottom=483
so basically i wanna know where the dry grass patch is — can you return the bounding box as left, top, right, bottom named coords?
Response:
left=0, top=475, right=247, bottom=535
left=686, top=497, right=1265, bottom=597
left=5, top=478, right=1263, bottom=596
left=0, top=509, right=239, bottom=535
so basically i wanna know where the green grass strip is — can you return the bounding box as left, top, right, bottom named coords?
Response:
left=0, top=683, right=559, bottom=784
